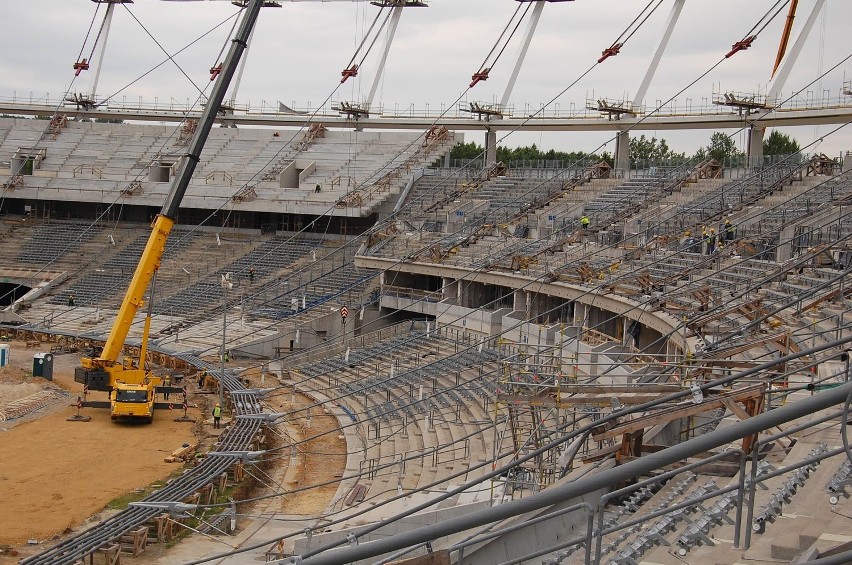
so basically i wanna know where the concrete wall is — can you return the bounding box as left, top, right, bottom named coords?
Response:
left=460, top=461, right=615, bottom=564
left=292, top=501, right=492, bottom=565
left=382, top=293, right=438, bottom=317
left=437, top=302, right=503, bottom=335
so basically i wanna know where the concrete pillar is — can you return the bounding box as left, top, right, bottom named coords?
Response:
left=573, top=301, right=588, bottom=326
left=485, top=129, right=498, bottom=165
left=442, top=277, right=457, bottom=302
left=615, top=131, right=630, bottom=175
left=747, top=125, right=765, bottom=168
left=513, top=290, right=527, bottom=313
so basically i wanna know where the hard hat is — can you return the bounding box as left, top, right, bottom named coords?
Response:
left=216, top=403, right=220, bottom=407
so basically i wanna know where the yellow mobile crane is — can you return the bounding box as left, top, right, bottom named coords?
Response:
left=74, top=0, right=265, bottom=422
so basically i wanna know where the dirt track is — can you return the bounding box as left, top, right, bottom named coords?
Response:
left=0, top=340, right=198, bottom=553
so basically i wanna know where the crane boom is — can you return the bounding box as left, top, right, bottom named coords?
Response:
left=78, top=0, right=265, bottom=412
left=772, top=0, right=798, bottom=79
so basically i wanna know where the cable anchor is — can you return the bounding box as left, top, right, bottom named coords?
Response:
left=73, top=59, right=90, bottom=76
left=726, top=35, right=756, bottom=58
left=469, top=67, right=491, bottom=88
left=340, top=64, right=359, bottom=84
left=597, top=43, right=622, bottom=64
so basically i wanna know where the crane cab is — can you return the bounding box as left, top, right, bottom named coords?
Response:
left=111, top=381, right=156, bottom=423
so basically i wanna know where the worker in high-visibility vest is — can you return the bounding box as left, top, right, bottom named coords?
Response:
left=580, top=215, right=590, bottom=230
left=724, top=217, right=736, bottom=242
left=213, top=403, right=222, bottom=429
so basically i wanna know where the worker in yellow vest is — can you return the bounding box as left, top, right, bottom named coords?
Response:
left=213, top=403, right=222, bottom=429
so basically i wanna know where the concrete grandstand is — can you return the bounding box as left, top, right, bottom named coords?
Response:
left=2, top=114, right=852, bottom=565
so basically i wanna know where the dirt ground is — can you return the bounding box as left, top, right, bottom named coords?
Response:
left=0, top=341, right=349, bottom=564
left=270, top=392, right=348, bottom=516
left=0, top=340, right=198, bottom=555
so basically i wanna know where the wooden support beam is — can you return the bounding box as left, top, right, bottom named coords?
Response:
left=617, top=429, right=644, bottom=464
left=704, top=331, right=790, bottom=359
left=720, top=396, right=790, bottom=449
left=388, top=550, right=450, bottom=565
left=591, top=384, right=766, bottom=442
left=690, top=298, right=763, bottom=327
left=557, top=385, right=685, bottom=395
left=119, top=526, right=148, bottom=557
left=87, top=543, right=121, bottom=565
left=799, top=286, right=852, bottom=313
left=152, top=514, right=173, bottom=543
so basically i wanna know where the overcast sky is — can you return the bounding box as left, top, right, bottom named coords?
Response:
left=2, top=0, right=850, bottom=156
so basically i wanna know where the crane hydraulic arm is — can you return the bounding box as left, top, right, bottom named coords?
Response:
left=80, top=0, right=264, bottom=384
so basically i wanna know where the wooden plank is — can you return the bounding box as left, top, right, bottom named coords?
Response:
left=557, top=385, right=684, bottom=394
left=591, top=384, right=766, bottom=442
left=344, top=483, right=367, bottom=506
left=579, top=443, right=621, bottom=463
left=720, top=397, right=752, bottom=421
left=164, top=442, right=196, bottom=463
left=388, top=550, right=450, bottom=565
left=497, top=392, right=669, bottom=408
left=720, top=397, right=791, bottom=449
left=800, top=286, right=852, bottom=313
left=703, top=331, right=789, bottom=359
left=541, top=394, right=680, bottom=407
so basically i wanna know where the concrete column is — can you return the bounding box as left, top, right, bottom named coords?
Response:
left=485, top=129, right=498, bottom=165
left=747, top=126, right=765, bottom=168
left=442, top=277, right=457, bottom=302
left=615, top=131, right=630, bottom=174
left=513, top=290, right=527, bottom=313
left=573, top=301, right=588, bottom=326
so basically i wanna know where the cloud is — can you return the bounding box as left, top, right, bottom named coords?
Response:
left=1, top=0, right=849, bottom=155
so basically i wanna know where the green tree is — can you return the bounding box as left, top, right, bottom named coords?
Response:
left=763, top=130, right=800, bottom=156
left=450, top=141, right=612, bottom=168
left=449, top=141, right=485, bottom=161
left=628, top=135, right=686, bottom=166
left=695, top=132, right=744, bottom=163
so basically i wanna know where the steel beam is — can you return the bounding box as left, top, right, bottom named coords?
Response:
left=768, top=0, right=826, bottom=101
left=87, top=1, right=118, bottom=101
left=366, top=5, right=404, bottom=108
left=500, top=0, right=546, bottom=108
left=5, top=102, right=851, bottom=131
left=633, top=0, right=685, bottom=108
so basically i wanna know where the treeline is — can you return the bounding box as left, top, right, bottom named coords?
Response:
left=450, top=131, right=801, bottom=167
left=449, top=141, right=613, bottom=167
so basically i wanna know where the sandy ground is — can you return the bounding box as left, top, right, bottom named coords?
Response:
left=0, top=340, right=198, bottom=558
left=271, top=392, right=347, bottom=516
left=0, top=341, right=348, bottom=564
left=131, top=383, right=349, bottom=565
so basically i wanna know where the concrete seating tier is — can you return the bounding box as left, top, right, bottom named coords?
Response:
left=16, top=221, right=104, bottom=265
left=47, top=228, right=200, bottom=308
